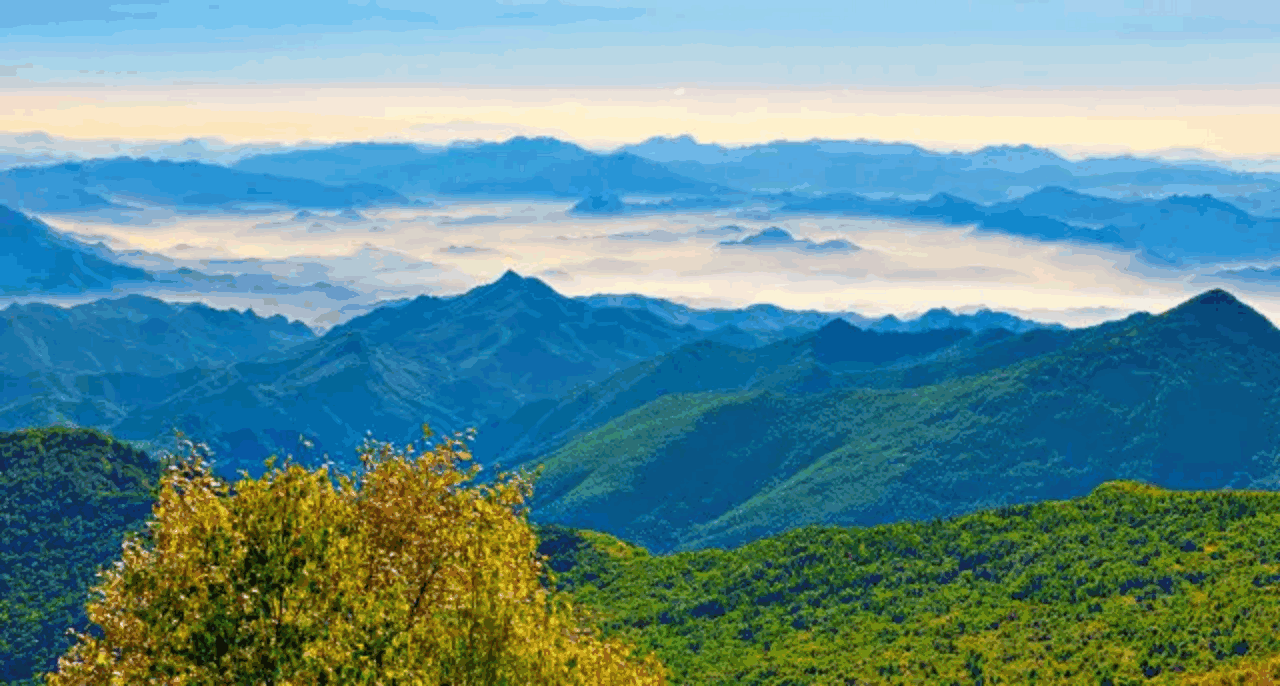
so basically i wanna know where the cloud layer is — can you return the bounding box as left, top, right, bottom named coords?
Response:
left=29, top=200, right=1273, bottom=330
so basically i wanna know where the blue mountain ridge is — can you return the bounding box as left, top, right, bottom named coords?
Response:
left=781, top=188, right=1280, bottom=265
left=0, top=158, right=406, bottom=211
left=0, top=271, right=1060, bottom=479
left=0, top=205, right=153, bottom=293
left=234, top=136, right=722, bottom=197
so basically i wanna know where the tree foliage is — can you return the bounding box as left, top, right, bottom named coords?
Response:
left=544, top=482, right=1280, bottom=684
left=46, top=427, right=664, bottom=685
left=0, top=427, right=156, bottom=685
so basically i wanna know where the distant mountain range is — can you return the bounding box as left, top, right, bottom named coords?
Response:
left=4, top=135, right=1278, bottom=270
left=223, top=135, right=1280, bottom=209
left=233, top=138, right=723, bottom=198
left=522, top=289, right=1280, bottom=553
left=3, top=134, right=1276, bottom=214
left=0, top=271, right=1058, bottom=478
left=619, top=135, right=1280, bottom=202
left=0, top=131, right=306, bottom=170
left=577, top=291, right=1055, bottom=342
left=781, top=187, right=1280, bottom=265
left=0, top=158, right=406, bottom=211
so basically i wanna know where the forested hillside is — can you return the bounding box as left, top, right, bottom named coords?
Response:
left=528, top=289, right=1280, bottom=552
left=541, top=483, right=1280, bottom=684
left=0, top=428, right=158, bottom=684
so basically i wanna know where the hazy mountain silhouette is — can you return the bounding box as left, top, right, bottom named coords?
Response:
left=0, top=205, right=153, bottom=293
left=235, top=136, right=721, bottom=197
left=0, top=159, right=406, bottom=211
left=718, top=227, right=859, bottom=253
left=783, top=191, right=1130, bottom=247
left=620, top=136, right=1277, bottom=202
left=577, top=292, right=1057, bottom=341
left=785, top=188, right=1280, bottom=263
left=230, top=142, right=444, bottom=185
left=571, top=192, right=625, bottom=213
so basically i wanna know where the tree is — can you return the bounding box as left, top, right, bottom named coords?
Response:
left=46, top=427, right=665, bottom=685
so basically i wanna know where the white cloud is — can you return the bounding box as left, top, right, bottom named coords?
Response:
left=29, top=202, right=1268, bottom=329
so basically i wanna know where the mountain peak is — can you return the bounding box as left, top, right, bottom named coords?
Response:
left=497, top=269, right=525, bottom=285
left=481, top=270, right=562, bottom=300
left=1156, top=289, right=1280, bottom=346
left=1184, top=288, right=1243, bottom=308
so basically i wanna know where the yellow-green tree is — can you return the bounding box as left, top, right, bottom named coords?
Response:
left=47, top=428, right=665, bottom=685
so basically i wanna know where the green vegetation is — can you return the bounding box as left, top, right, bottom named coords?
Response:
left=529, top=290, right=1280, bottom=552
left=44, top=428, right=663, bottom=685
left=542, top=482, right=1280, bottom=684
left=0, top=428, right=158, bottom=685
left=14, top=423, right=1280, bottom=684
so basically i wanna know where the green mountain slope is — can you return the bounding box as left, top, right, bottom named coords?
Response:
left=541, top=483, right=1280, bottom=684
left=0, top=428, right=158, bottom=685
left=476, top=322, right=1017, bottom=469
left=0, top=294, right=314, bottom=377
left=530, top=289, right=1280, bottom=552
left=1, top=271, right=710, bottom=477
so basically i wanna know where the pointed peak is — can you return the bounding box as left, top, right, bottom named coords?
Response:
left=1157, top=289, right=1279, bottom=341
left=1183, top=288, right=1244, bottom=308
left=496, top=269, right=525, bottom=285
left=477, top=269, right=562, bottom=300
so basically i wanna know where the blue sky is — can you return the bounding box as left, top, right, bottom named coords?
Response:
left=6, top=0, right=1280, bottom=87
left=2, top=1, right=1279, bottom=152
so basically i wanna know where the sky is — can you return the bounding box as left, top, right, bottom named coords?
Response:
left=5, top=1, right=1280, bottom=330
left=3, top=0, right=1280, bottom=155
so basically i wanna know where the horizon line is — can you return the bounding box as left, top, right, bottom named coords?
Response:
left=3, top=129, right=1277, bottom=164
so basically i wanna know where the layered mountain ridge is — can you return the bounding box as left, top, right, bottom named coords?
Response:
left=525, top=288, right=1280, bottom=552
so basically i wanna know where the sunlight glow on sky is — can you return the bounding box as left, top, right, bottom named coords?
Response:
left=6, top=1, right=1280, bottom=328
left=2, top=0, right=1279, bottom=155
